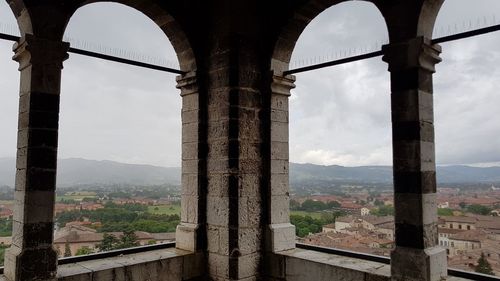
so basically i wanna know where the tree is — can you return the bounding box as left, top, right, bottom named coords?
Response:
left=300, top=199, right=326, bottom=211
left=372, top=205, right=394, bottom=216
left=64, top=242, right=72, bottom=257
left=75, top=246, right=93, bottom=256
left=290, top=199, right=301, bottom=210
left=476, top=252, right=495, bottom=276
left=437, top=208, right=454, bottom=216
left=97, top=233, right=120, bottom=252
left=120, top=230, right=139, bottom=249
left=459, top=202, right=467, bottom=209
left=326, top=200, right=341, bottom=209
left=467, top=204, right=492, bottom=216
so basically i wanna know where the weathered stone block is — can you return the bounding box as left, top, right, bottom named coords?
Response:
left=270, top=109, right=288, bottom=123
left=239, top=228, right=261, bottom=255
left=391, top=246, right=447, bottom=281
left=180, top=195, right=199, bottom=223
left=394, top=193, right=437, bottom=226
left=237, top=252, right=260, bottom=279
left=207, top=196, right=229, bottom=226
left=176, top=223, right=199, bottom=252
left=266, top=223, right=295, bottom=252
left=236, top=175, right=257, bottom=198
left=270, top=122, right=288, bottom=143
left=182, top=142, right=198, bottom=161
left=181, top=174, right=199, bottom=196
left=183, top=251, right=205, bottom=280
left=208, top=253, right=229, bottom=279
left=238, top=197, right=261, bottom=228
left=270, top=160, right=288, bottom=175
left=270, top=142, right=288, bottom=160
left=270, top=173, right=289, bottom=196
left=270, top=195, right=290, bottom=224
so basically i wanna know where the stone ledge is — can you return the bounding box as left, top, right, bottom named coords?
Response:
left=269, top=248, right=474, bottom=281
left=0, top=248, right=203, bottom=281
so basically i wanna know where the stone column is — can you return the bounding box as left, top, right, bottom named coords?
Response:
left=176, top=71, right=206, bottom=252
left=266, top=74, right=296, bottom=252
left=382, top=37, right=447, bottom=281
left=4, top=34, right=69, bottom=281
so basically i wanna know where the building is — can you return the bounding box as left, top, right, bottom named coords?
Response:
left=331, top=215, right=394, bottom=240
left=0, top=0, right=480, bottom=280
left=53, top=224, right=175, bottom=256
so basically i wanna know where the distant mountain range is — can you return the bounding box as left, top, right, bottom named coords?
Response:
left=290, top=163, right=500, bottom=185
left=0, top=158, right=181, bottom=187
left=0, top=157, right=499, bottom=188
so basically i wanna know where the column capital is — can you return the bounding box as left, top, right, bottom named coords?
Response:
left=271, top=73, right=296, bottom=96
left=13, top=34, right=69, bottom=71
left=177, top=71, right=198, bottom=97
left=382, top=37, right=441, bottom=73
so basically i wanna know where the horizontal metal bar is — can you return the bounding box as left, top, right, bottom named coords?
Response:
left=284, top=51, right=383, bottom=75
left=0, top=242, right=176, bottom=274
left=432, top=23, right=500, bottom=44
left=0, top=32, right=18, bottom=42
left=448, top=268, right=500, bottom=281
left=296, top=242, right=391, bottom=264
left=58, top=241, right=176, bottom=265
left=68, top=47, right=185, bottom=74
left=284, top=23, right=500, bottom=75
left=297, top=243, right=500, bottom=280
left=0, top=33, right=185, bottom=75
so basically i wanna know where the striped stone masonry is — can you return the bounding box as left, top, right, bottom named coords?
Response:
left=4, top=35, right=69, bottom=281
left=175, top=71, right=207, bottom=253
left=204, top=49, right=264, bottom=280
left=266, top=74, right=296, bottom=253
left=382, top=37, right=447, bottom=281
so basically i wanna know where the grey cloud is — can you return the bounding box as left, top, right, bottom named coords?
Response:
left=1, top=0, right=500, bottom=168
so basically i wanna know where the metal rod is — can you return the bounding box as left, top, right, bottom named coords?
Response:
left=0, top=242, right=176, bottom=274
left=0, top=32, right=18, bottom=41
left=284, top=51, right=383, bottom=75
left=0, top=33, right=185, bottom=75
left=68, top=47, right=185, bottom=74
left=296, top=242, right=391, bottom=264
left=58, top=242, right=176, bottom=265
left=3, top=23, right=500, bottom=76
left=296, top=243, right=500, bottom=281
left=432, top=22, right=500, bottom=44
left=284, top=23, right=500, bottom=75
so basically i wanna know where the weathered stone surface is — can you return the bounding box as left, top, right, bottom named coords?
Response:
left=276, top=249, right=390, bottom=281
left=266, top=223, right=295, bottom=252
left=391, top=246, right=447, bottom=281
left=4, top=2, right=459, bottom=280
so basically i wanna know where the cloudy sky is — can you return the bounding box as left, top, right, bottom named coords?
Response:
left=0, top=0, right=499, bottom=168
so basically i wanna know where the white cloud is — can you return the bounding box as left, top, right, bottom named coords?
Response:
left=1, top=0, right=500, bottom=168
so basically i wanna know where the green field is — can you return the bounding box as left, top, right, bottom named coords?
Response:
left=57, top=192, right=97, bottom=202
left=290, top=210, right=324, bottom=219
left=147, top=204, right=181, bottom=215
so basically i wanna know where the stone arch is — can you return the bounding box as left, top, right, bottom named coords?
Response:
left=73, top=0, right=196, bottom=71
left=377, top=0, right=445, bottom=43
left=271, top=0, right=387, bottom=73
left=7, top=0, right=196, bottom=71
left=5, top=0, right=33, bottom=37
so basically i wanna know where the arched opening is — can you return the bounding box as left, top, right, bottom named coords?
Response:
left=276, top=1, right=393, bottom=255
left=55, top=2, right=183, bottom=257
left=0, top=1, right=21, bottom=266
left=433, top=0, right=500, bottom=276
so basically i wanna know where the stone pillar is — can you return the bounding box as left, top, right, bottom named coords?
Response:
left=382, top=37, right=447, bottom=281
left=203, top=47, right=265, bottom=280
left=176, top=71, right=206, bottom=252
left=266, top=74, right=296, bottom=253
left=4, top=34, right=69, bottom=281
